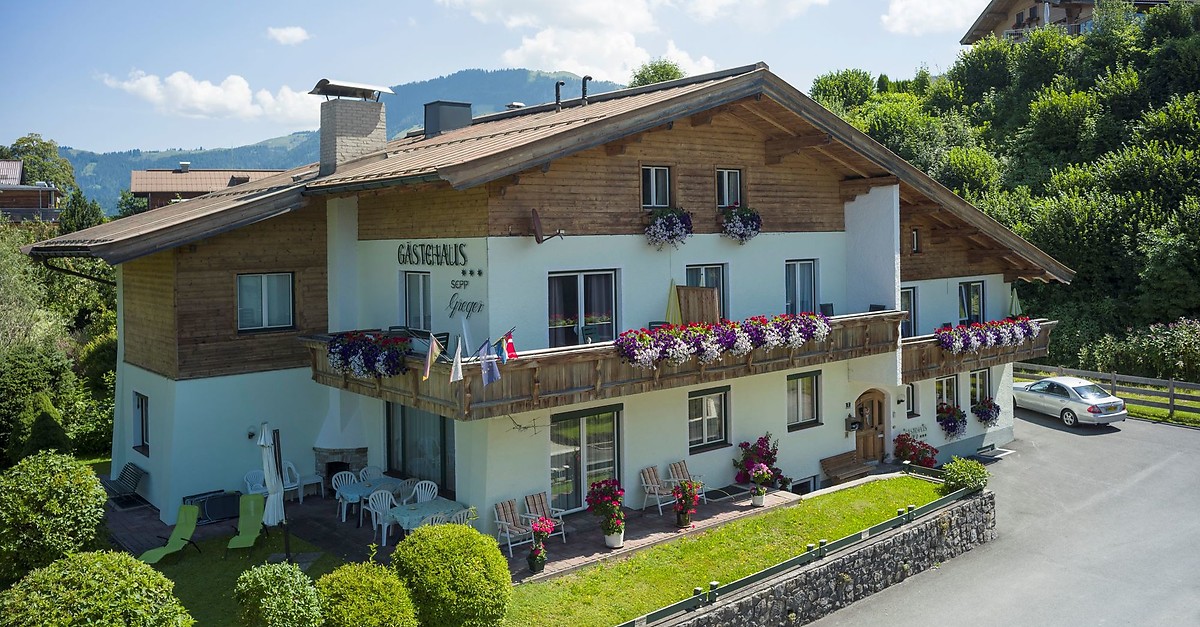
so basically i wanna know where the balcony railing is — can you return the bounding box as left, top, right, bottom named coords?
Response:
left=900, top=319, right=1057, bottom=384
left=301, top=311, right=907, bottom=421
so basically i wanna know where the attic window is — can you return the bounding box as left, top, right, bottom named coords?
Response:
left=228, top=176, right=250, bottom=186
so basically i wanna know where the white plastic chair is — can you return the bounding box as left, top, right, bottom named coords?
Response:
left=448, top=506, right=477, bottom=527
left=244, top=470, right=268, bottom=496
left=331, top=471, right=358, bottom=522
left=407, top=480, right=438, bottom=504
left=364, top=489, right=398, bottom=546
left=281, top=461, right=304, bottom=503
left=418, top=512, right=447, bottom=527
left=391, top=478, right=419, bottom=504
left=359, top=465, right=383, bottom=482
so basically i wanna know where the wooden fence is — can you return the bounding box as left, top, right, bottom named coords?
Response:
left=1014, top=362, right=1200, bottom=419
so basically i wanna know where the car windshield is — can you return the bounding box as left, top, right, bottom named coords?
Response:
left=1073, top=384, right=1108, bottom=400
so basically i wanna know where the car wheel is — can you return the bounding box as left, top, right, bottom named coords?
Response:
left=1061, top=409, right=1078, bottom=428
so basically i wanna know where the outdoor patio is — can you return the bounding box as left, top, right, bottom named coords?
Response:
left=103, top=481, right=827, bottom=581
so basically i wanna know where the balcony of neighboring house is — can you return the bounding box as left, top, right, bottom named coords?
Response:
left=900, top=319, right=1058, bottom=384
left=300, top=310, right=908, bottom=421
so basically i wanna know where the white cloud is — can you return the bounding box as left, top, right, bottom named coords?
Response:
left=266, top=26, right=310, bottom=45
left=881, top=0, right=991, bottom=36
left=680, top=0, right=830, bottom=24
left=664, top=40, right=716, bottom=77
left=102, top=70, right=319, bottom=125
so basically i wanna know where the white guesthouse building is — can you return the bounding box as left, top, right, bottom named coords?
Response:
left=26, top=64, right=1071, bottom=526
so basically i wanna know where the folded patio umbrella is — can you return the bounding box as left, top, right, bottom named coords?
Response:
left=257, top=422, right=285, bottom=527
left=1009, top=286, right=1023, bottom=317
left=666, top=279, right=683, bottom=325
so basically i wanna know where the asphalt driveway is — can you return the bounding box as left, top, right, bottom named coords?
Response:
left=810, top=410, right=1200, bottom=626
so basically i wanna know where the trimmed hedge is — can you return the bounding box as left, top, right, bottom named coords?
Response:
left=234, top=562, right=322, bottom=627
left=6, top=393, right=71, bottom=463
left=392, top=523, right=512, bottom=627
left=941, top=456, right=990, bottom=495
left=0, top=451, right=106, bottom=586
left=0, top=551, right=193, bottom=626
left=316, top=561, right=417, bottom=627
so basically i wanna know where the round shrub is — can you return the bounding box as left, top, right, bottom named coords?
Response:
left=0, top=451, right=106, bottom=586
left=0, top=550, right=193, bottom=626
left=940, top=456, right=990, bottom=495
left=316, top=561, right=417, bottom=627
left=392, top=523, right=512, bottom=627
left=234, top=561, right=322, bottom=627
left=6, top=393, right=71, bottom=463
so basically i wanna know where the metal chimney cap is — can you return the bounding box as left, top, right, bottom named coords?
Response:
left=506, top=102, right=526, bottom=110
left=309, top=79, right=395, bottom=101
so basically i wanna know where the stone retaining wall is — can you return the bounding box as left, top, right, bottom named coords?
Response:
left=659, top=491, right=996, bottom=626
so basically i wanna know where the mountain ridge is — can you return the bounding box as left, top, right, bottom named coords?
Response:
left=62, top=69, right=623, bottom=213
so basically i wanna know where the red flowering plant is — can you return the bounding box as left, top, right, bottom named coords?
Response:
left=893, top=433, right=938, bottom=468
left=733, top=433, right=789, bottom=488
left=672, top=480, right=702, bottom=515
left=585, top=479, right=626, bottom=535
left=529, top=516, right=556, bottom=564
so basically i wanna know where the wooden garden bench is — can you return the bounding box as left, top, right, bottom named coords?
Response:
left=819, top=451, right=872, bottom=485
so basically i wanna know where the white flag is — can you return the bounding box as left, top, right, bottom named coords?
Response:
left=449, top=338, right=463, bottom=383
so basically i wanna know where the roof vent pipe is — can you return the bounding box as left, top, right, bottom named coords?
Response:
left=582, top=75, right=592, bottom=106
left=179, top=161, right=190, bottom=173
left=555, top=80, right=565, bottom=112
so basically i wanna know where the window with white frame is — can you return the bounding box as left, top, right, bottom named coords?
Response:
left=785, top=260, right=817, bottom=315
left=134, top=392, right=149, bottom=455
left=787, top=371, right=821, bottom=430
left=688, top=386, right=728, bottom=451
left=936, top=375, right=958, bottom=407
left=969, top=369, right=991, bottom=406
left=958, top=281, right=985, bottom=325
left=716, top=169, right=741, bottom=208
left=900, top=287, right=917, bottom=338
left=905, top=383, right=918, bottom=417
left=404, top=271, right=432, bottom=331
left=237, top=273, right=293, bottom=331
left=642, top=165, right=671, bottom=208
left=686, top=264, right=726, bottom=319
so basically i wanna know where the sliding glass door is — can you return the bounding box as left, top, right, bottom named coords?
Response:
left=386, top=404, right=455, bottom=496
left=550, top=406, right=619, bottom=512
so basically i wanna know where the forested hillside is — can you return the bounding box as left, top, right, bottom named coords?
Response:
left=61, top=69, right=621, bottom=213
left=813, top=1, right=1200, bottom=375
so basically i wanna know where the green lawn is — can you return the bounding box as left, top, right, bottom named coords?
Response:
left=155, top=533, right=342, bottom=626
left=502, top=476, right=942, bottom=627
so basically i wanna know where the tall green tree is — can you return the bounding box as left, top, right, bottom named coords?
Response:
left=116, top=189, right=148, bottom=218
left=6, top=134, right=76, bottom=194
left=628, top=58, right=685, bottom=87
left=57, top=189, right=105, bottom=235
left=810, top=69, right=874, bottom=110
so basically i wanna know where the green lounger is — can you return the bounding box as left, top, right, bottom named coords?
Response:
left=225, top=493, right=267, bottom=557
left=140, top=504, right=201, bottom=565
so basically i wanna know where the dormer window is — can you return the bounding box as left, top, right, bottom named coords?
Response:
left=716, top=169, right=741, bottom=208
left=642, top=166, right=671, bottom=208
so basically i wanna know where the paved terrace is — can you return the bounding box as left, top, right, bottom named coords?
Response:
left=106, top=470, right=897, bottom=582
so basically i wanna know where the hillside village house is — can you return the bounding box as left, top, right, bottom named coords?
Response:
left=961, top=0, right=1169, bottom=44
left=25, top=63, right=1072, bottom=528
left=1, top=160, right=60, bottom=222
left=131, top=163, right=283, bottom=210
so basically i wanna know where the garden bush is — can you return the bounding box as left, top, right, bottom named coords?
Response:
left=940, top=456, right=990, bottom=495
left=59, top=372, right=114, bottom=456
left=392, top=523, right=511, bottom=627
left=234, top=562, right=321, bottom=627
left=0, top=550, right=193, bottom=626
left=0, top=342, right=76, bottom=468
left=1078, top=317, right=1200, bottom=382
left=893, top=433, right=939, bottom=468
left=316, top=561, right=417, bottom=627
left=76, top=324, right=117, bottom=399
left=0, top=451, right=106, bottom=586
left=5, top=392, right=71, bottom=463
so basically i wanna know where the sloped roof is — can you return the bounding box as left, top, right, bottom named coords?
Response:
left=24, top=62, right=1073, bottom=283
left=0, top=160, right=22, bottom=185
left=130, top=169, right=284, bottom=194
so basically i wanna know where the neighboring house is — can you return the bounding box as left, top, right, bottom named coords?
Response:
left=25, top=63, right=1073, bottom=526
left=0, top=160, right=61, bottom=222
left=130, top=162, right=283, bottom=210
left=960, top=0, right=1169, bottom=44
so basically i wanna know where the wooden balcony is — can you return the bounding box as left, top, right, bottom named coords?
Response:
left=900, top=319, right=1058, bottom=384
left=301, top=311, right=907, bottom=421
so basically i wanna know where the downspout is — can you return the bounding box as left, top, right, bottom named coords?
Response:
left=39, top=257, right=116, bottom=286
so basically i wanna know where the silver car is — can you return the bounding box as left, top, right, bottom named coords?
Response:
left=1013, top=376, right=1128, bottom=427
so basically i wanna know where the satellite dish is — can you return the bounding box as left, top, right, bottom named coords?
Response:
left=531, top=208, right=564, bottom=244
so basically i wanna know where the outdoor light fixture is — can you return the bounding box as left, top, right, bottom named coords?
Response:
left=247, top=426, right=258, bottom=440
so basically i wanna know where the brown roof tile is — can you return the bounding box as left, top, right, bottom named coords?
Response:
left=130, top=169, right=284, bottom=194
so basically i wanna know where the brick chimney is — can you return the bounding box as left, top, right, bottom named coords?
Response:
left=310, top=79, right=393, bottom=176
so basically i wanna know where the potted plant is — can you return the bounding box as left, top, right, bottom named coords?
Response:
left=733, top=433, right=789, bottom=489
left=936, top=402, right=968, bottom=440
left=672, top=479, right=702, bottom=528
left=527, top=516, right=555, bottom=573
left=893, top=433, right=939, bottom=468
left=719, top=203, right=762, bottom=244
left=644, top=206, right=693, bottom=249
left=586, top=479, right=626, bottom=548
left=749, top=462, right=772, bottom=506
left=971, top=397, right=1001, bottom=427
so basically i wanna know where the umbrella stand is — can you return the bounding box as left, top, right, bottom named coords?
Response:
left=272, top=429, right=293, bottom=563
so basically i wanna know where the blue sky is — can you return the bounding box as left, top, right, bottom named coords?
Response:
left=2, top=0, right=989, bottom=153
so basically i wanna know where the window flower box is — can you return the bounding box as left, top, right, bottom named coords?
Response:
left=614, top=312, right=832, bottom=370
left=327, top=332, right=411, bottom=378
left=645, top=207, right=693, bottom=249
left=935, top=317, right=1042, bottom=355
left=720, top=203, right=761, bottom=244
left=936, top=403, right=968, bottom=440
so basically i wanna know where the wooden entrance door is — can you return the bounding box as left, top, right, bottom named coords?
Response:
left=855, top=390, right=886, bottom=462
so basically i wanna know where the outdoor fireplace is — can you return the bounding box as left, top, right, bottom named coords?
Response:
left=314, top=446, right=368, bottom=491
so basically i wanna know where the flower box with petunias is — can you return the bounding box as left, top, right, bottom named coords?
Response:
left=936, top=403, right=968, bottom=440
left=614, top=313, right=832, bottom=370
left=971, top=397, right=1001, bottom=427
left=644, top=207, right=693, bottom=249
left=935, top=317, right=1042, bottom=355
left=720, top=203, right=761, bottom=244
left=327, top=332, right=411, bottom=378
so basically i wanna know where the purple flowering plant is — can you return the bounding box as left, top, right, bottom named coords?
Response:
left=720, top=202, right=762, bottom=244
left=935, top=317, right=1042, bottom=355
left=936, top=403, right=968, bottom=439
left=733, top=433, right=788, bottom=487
left=613, top=312, right=832, bottom=370
left=971, top=397, right=1001, bottom=427
left=327, top=331, right=411, bottom=378
left=645, top=207, right=694, bottom=249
